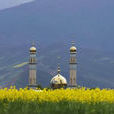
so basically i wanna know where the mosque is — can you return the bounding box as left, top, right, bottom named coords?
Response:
left=28, top=42, right=77, bottom=89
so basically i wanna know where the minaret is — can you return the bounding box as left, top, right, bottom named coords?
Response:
left=29, top=42, right=37, bottom=88
left=69, top=42, right=77, bottom=87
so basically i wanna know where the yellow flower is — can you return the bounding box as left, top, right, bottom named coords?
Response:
left=0, top=87, right=114, bottom=103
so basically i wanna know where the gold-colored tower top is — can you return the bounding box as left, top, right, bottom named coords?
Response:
left=70, top=41, right=77, bottom=52
left=30, top=42, right=36, bottom=53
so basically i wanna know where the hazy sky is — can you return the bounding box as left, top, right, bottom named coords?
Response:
left=0, top=0, right=35, bottom=10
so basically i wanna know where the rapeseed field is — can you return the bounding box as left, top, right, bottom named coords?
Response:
left=0, top=87, right=114, bottom=114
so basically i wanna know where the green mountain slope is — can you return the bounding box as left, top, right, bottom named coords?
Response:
left=0, top=43, right=114, bottom=88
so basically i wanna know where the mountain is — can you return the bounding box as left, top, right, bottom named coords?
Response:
left=0, top=0, right=114, bottom=88
left=0, top=0, right=114, bottom=51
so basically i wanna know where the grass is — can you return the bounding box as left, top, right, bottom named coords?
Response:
left=0, top=101, right=114, bottom=114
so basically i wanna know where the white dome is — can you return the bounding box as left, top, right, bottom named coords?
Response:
left=50, top=74, right=67, bottom=85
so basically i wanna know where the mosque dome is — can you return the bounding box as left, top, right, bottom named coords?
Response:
left=50, top=74, right=67, bottom=85
left=50, top=67, right=67, bottom=89
left=70, top=46, right=77, bottom=52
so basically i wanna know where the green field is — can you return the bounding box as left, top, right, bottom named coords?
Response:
left=0, top=101, right=114, bottom=114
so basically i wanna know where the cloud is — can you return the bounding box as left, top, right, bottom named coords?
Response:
left=0, top=0, right=35, bottom=10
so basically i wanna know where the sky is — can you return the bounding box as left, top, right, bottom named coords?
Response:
left=0, top=0, right=35, bottom=10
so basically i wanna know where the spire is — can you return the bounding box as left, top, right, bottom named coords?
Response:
left=57, top=66, right=61, bottom=74
left=32, top=41, right=35, bottom=47
left=71, top=41, right=75, bottom=46
left=57, top=56, right=61, bottom=74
